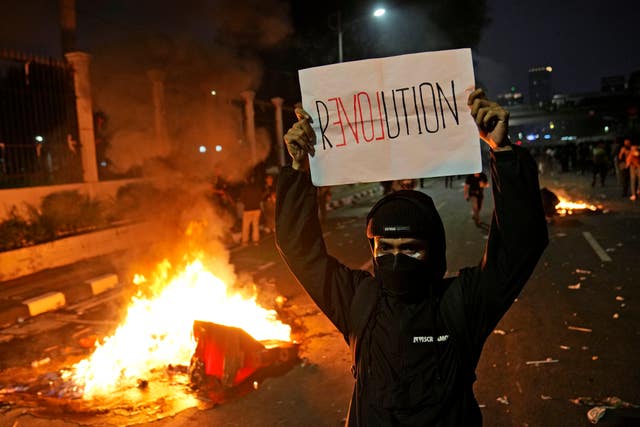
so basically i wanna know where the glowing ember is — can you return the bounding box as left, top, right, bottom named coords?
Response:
left=62, top=257, right=291, bottom=398
left=555, top=196, right=599, bottom=215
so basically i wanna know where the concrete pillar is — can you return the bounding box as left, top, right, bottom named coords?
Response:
left=65, top=51, right=98, bottom=183
left=240, top=90, right=257, bottom=165
left=147, top=69, right=171, bottom=156
left=59, top=0, right=76, bottom=54
left=271, top=97, right=285, bottom=167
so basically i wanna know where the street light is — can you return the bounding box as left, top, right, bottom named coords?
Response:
left=336, top=6, right=386, bottom=63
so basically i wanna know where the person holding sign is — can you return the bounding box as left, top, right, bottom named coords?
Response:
left=275, top=88, right=548, bottom=426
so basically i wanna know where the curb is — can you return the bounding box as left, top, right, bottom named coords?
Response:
left=326, top=186, right=382, bottom=211
left=0, top=273, right=120, bottom=328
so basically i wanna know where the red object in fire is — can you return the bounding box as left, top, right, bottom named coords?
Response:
left=189, top=320, right=298, bottom=392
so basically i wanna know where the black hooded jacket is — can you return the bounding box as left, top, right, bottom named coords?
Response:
left=275, top=146, right=548, bottom=426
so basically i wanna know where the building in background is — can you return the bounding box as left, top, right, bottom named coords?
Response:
left=601, top=75, right=626, bottom=93
left=529, top=66, right=553, bottom=108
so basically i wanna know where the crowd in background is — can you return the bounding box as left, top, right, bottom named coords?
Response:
left=206, top=137, right=640, bottom=248
left=529, top=138, right=640, bottom=199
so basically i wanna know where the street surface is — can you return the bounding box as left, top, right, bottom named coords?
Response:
left=1, top=168, right=639, bottom=426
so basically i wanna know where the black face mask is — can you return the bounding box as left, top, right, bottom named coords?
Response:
left=374, top=253, right=431, bottom=298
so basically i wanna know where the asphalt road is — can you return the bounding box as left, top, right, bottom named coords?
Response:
left=0, top=168, right=639, bottom=426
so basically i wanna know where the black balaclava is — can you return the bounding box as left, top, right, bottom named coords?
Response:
left=366, top=190, right=447, bottom=299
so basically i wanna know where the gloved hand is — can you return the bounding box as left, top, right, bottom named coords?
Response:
left=283, top=108, right=316, bottom=171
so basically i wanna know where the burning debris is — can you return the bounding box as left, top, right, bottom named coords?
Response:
left=0, top=254, right=301, bottom=423
left=189, top=320, right=299, bottom=402
left=540, top=187, right=603, bottom=220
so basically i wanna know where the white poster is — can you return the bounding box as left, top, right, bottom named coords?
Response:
left=298, top=48, right=481, bottom=186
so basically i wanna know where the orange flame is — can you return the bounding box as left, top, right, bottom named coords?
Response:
left=555, top=196, right=599, bottom=215
left=62, top=256, right=291, bottom=398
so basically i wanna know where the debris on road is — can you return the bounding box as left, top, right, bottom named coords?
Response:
left=568, top=325, right=592, bottom=333
left=525, top=357, right=559, bottom=366
left=540, top=394, right=553, bottom=400
left=496, top=395, right=510, bottom=405
left=567, top=283, right=581, bottom=290
left=613, top=313, right=619, bottom=319
left=575, top=269, right=592, bottom=275
left=570, top=396, right=640, bottom=425
left=588, top=406, right=608, bottom=424
left=560, top=345, right=571, bottom=350
left=615, top=296, right=625, bottom=301
left=493, top=329, right=506, bottom=335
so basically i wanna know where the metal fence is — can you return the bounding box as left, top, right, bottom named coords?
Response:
left=0, top=49, right=82, bottom=188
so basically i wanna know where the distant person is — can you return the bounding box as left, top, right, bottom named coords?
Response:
left=381, top=180, right=393, bottom=195
left=317, top=186, right=332, bottom=225
left=618, top=139, right=633, bottom=197
left=627, top=143, right=640, bottom=201
left=591, top=142, right=608, bottom=187
left=464, top=171, right=489, bottom=227
left=444, top=175, right=454, bottom=188
left=239, top=174, right=263, bottom=245
left=262, top=174, right=277, bottom=234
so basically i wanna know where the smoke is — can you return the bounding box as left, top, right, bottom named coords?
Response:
left=84, top=1, right=293, bottom=173
left=81, top=1, right=292, bottom=267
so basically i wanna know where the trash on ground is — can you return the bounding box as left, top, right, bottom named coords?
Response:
left=560, top=345, right=571, bottom=350
left=568, top=283, right=581, bottom=290
left=615, top=296, right=625, bottom=301
left=568, top=325, right=592, bottom=333
left=571, top=396, right=640, bottom=424
left=540, top=394, right=553, bottom=400
left=526, top=357, right=559, bottom=366
left=592, top=356, right=599, bottom=361
left=493, top=329, right=506, bottom=335
left=588, top=406, right=608, bottom=424
left=496, top=395, right=509, bottom=405
left=570, top=396, right=639, bottom=408
left=31, top=357, right=51, bottom=368
left=613, top=313, right=619, bottom=319
left=575, top=269, right=592, bottom=275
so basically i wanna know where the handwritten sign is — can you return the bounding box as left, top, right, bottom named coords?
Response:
left=298, top=48, right=481, bottom=186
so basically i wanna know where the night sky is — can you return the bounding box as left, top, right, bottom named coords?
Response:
left=1, top=0, right=639, bottom=100
left=476, top=0, right=640, bottom=97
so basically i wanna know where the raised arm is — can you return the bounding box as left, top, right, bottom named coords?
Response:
left=461, top=90, right=549, bottom=346
left=274, top=108, right=368, bottom=339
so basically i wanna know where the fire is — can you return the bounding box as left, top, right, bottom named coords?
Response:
left=555, top=196, right=599, bottom=215
left=62, top=256, right=291, bottom=398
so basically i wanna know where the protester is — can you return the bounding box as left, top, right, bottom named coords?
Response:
left=591, top=141, right=608, bottom=187
left=464, top=171, right=489, bottom=227
left=627, top=143, right=640, bottom=201
left=317, top=186, right=332, bottom=225
left=239, top=174, right=263, bottom=245
left=275, top=88, right=548, bottom=426
left=618, top=138, right=633, bottom=198
left=261, top=174, right=277, bottom=234
left=444, top=175, right=454, bottom=188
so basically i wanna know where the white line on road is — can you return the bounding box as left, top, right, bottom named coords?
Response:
left=436, top=201, right=446, bottom=210
left=582, top=232, right=612, bottom=262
